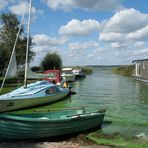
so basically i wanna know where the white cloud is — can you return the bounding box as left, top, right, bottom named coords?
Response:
left=59, top=19, right=100, bottom=36
left=100, top=32, right=126, bottom=42
left=0, top=1, right=9, bottom=9
left=68, top=41, right=99, bottom=50
left=41, top=0, right=73, bottom=11
left=41, top=41, right=100, bottom=66
left=63, top=49, right=87, bottom=65
left=42, top=0, right=122, bottom=11
left=31, top=34, right=69, bottom=66
left=74, top=0, right=123, bottom=11
left=60, top=41, right=110, bottom=66
left=99, top=8, right=148, bottom=50
left=9, top=1, right=37, bottom=15
left=133, top=41, right=144, bottom=48
left=33, top=34, right=68, bottom=47
left=102, top=8, right=148, bottom=33
left=122, top=48, right=148, bottom=59
left=7, top=1, right=44, bottom=21
left=132, top=48, right=148, bottom=56
left=111, top=42, right=125, bottom=48
left=94, top=47, right=148, bottom=65
left=31, top=46, right=65, bottom=66
left=127, top=25, right=148, bottom=40
left=0, top=0, right=15, bottom=9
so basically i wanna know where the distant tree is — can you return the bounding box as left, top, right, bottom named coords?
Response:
left=0, top=12, right=35, bottom=75
left=41, top=52, right=62, bottom=70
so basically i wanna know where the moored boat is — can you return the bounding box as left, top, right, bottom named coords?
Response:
left=0, top=108, right=106, bottom=140
left=72, top=69, right=86, bottom=78
left=61, top=68, right=76, bottom=82
left=0, top=81, right=69, bottom=113
left=0, top=0, right=69, bottom=113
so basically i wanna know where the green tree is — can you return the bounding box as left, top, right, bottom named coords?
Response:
left=0, top=13, right=35, bottom=75
left=41, top=52, right=62, bottom=70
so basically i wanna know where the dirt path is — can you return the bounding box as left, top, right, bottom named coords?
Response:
left=0, top=134, right=112, bottom=148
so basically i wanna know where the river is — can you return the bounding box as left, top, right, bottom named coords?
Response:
left=65, top=67, right=148, bottom=138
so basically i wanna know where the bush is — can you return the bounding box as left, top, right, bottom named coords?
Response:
left=41, top=52, right=62, bottom=70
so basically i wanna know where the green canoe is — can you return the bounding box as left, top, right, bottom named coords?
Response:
left=0, top=108, right=105, bottom=140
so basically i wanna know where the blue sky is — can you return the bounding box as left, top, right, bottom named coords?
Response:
left=0, top=0, right=148, bottom=66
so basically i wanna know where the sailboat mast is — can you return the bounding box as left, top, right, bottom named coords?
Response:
left=24, top=0, right=32, bottom=88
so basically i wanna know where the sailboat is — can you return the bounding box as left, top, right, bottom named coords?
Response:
left=0, top=0, right=69, bottom=113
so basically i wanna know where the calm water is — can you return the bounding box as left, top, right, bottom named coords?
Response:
left=65, top=67, right=148, bottom=137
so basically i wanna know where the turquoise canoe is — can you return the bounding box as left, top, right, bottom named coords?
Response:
left=0, top=108, right=105, bottom=140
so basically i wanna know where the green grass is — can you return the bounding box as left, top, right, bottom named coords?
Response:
left=11, top=98, right=70, bottom=114
left=112, top=65, right=134, bottom=76
left=0, top=77, right=21, bottom=85
left=87, top=132, right=148, bottom=148
left=0, top=83, right=19, bottom=95
left=0, top=80, right=36, bottom=95
left=81, top=66, right=93, bottom=75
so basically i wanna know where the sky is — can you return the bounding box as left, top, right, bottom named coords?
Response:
left=0, top=0, right=148, bottom=66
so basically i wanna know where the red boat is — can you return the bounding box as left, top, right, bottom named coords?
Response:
left=44, top=70, right=61, bottom=84
left=44, top=70, right=72, bottom=93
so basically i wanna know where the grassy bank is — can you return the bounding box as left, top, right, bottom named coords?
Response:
left=81, top=67, right=93, bottom=75
left=111, top=65, right=134, bottom=76
left=88, top=132, right=148, bottom=148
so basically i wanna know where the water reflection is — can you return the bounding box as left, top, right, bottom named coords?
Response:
left=68, top=67, right=148, bottom=137
left=135, top=81, right=148, bottom=103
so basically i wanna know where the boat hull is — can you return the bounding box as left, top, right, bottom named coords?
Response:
left=0, top=111, right=105, bottom=140
left=75, top=74, right=86, bottom=79
left=0, top=81, right=69, bottom=112
left=62, top=74, right=75, bottom=82
left=0, top=92, right=68, bottom=112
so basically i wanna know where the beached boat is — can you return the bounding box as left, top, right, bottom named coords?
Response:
left=0, top=0, right=69, bottom=113
left=0, top=108, right=105, bottom=140
left=61, top=68, right=76, bottom=82
left=0, top=81, right=69, bottom=113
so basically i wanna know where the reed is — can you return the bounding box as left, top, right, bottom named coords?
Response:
left=112, top=65, right=134, bottom=76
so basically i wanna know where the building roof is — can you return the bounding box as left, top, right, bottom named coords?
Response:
left=132, top=58, right=148, bottom=63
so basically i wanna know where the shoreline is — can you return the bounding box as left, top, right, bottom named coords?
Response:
left=0, top=133, right=147, bottom=148
left=0, top=134, right=112, bottom=148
